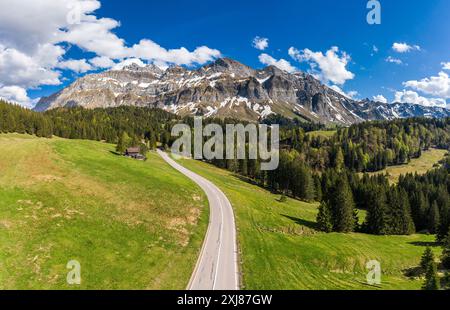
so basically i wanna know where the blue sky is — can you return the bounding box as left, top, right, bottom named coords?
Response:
left=0, top=0, right=449, bottom=107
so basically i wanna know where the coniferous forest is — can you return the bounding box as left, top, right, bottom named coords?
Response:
left=0, top=100, right=177, bottom=145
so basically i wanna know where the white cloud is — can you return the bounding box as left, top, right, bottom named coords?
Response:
left=252, top=37, right=269, bottom=51
left=258, top=53, right=296, bottom=73
left=396, top=69, right=450, bottom=108
left=385, top=56, right=402, bottom=65
left=0, top=45, right=61, bottom=88
left=289, top=46, right=354, bottom=85
left=130, top=40, right=220, bottom=67
left=112, top=58, right=146, bottom=71
left=0, top=0, right=101, bottom=54
left=373, top=95, right=388, bottom=103
left=89, top=56, right=115, bottom=69
left=442, top=62, right=450, bottom=70
left=61, top=19, right=221, bottom=67
left=403, top=71, right=450, bottom=99
left=394, top=90, right=447, bottom=108
left=57, top=59, right=93, bottom=73
left=347, top=91, right=359, bottom=99
left=0, top=0, right=222, bottom=107
left=62, top=17, right=128, bottom=59
left=33, top=44, right=66, bottom=68
left=329, top=85, right=358, bottom=99
left=0, top=86, right=37, bottom=108
left=392, top=42, right=421, bottom=53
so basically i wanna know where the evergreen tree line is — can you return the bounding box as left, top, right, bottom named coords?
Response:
left=335, top=118, right=450, bottom=171
left=281, top=117, right=450, bottom=172
left=0, top=100, right=53, bottom=137
left=316, top=168, right=415, bottom=235
left=0, top=100, right=177, bottom=147
left=397, top=158, right=450, bottom=241
left=349, top=173, right=415, bottom=235
left=316, top=156, right=450, bottom=238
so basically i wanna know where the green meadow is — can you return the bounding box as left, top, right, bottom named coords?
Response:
left=367, top=148, right=448, bottom=183
left=0, top=134, right=208, bottom=289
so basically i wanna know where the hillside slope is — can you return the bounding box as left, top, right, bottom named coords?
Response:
left=0, top=134, right=208, bottom=289
left=177, top=157, right=438, bottom=290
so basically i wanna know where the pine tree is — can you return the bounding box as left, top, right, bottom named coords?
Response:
left=428, top=202, right=441, bottom=234
left=227, top=158, right=239, bottom=173
left=353, top=208, right=360, bottom=232
left=317, top=201, right=333, bottom=233
left=253, top=159, right=263, bottom=185
left=334, top=147, right=345, bottom=172
left=148, top=129, right=157, bottom=150
left=422, top=261, right=440, bottom=290
left=130, top=135, right=140, bottom=147
left=399, top=189, right=416, bottom=235
left=297, top=164, right=315, bottom=201
left=443, top=272, right=450, bottom=290
left=398, top=147, right=408, bottom=164
left=436, top=198, right=450, bottom=242
left=332, top=176, right=356, bottom=233
left=116, top=132, right=126, bottom=153
left=420, top=247, right=434, bottom=273
left=441, top=230, right=450, bottom=270
left=411, top=191, right=429, bottom=231
left=387, top=188, right=415, bottom=235
left=364, top=185, right=388, bottom=235
left=314, top=174, right=322, bottom=201
left=240, top=158, right=248, bottom=177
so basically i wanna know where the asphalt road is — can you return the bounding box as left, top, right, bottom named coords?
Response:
left=157, top=150, right=239, bottom=290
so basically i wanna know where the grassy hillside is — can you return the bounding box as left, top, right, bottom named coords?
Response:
left=0, top=134, right=208, bottom=289
left=306, top=130, right=337, bottom=139
left=367, top=148, right=448, bottom=183
left=178, top=158, right=438, bottom=290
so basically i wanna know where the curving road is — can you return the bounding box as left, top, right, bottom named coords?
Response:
left=157, top=150, right=239, bottom=290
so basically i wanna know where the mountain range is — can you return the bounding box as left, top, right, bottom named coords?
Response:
left=34, top=58, right=450, bottom=125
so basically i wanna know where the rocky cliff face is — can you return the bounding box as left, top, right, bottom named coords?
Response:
left=34, top=58, right=450, bottom=124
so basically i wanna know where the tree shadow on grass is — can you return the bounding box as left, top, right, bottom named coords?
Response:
left=408, top=241, right=441, bottom=247
left=281, top=214, right=318, bottom=230
left=402, top=266, right=423, bottom=279
left=233, top=174, right=266, bottom=188
left=109, top=150, right=122, bottom=156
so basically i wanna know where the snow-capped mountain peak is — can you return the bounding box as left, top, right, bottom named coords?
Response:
left=34, top=58, right=450, bottom=124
